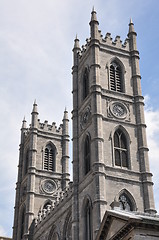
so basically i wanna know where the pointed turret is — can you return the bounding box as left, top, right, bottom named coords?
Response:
left=21, top=116, right=27, bottom=130
left=31, top=100, right=38, bottom=128
left=89, top=7, right=99, bottom=39
left=74, top=34, right=80, bottom=49
left=73, top=35, right=80, bottom=67
left=128, top=18, right=136, bottom=34
left=20, top=116, right=27, bottom=144
left=128, top=18, right=138, bottom=51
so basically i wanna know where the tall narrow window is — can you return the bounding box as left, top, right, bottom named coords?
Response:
left=24, top=150, right=29, bottom=175
left=84, top=201, right=92, bottom=240
left=110, top=62, right=123, bottom=92
left=84, top=135, right=91, bottom=175
left=83, top=68, right=89, bottom=100
left=114, top=129, right=128, bottom=168
left=44, top=144, right=55, bottom=171
left=20, top=207, right=26, bottom=239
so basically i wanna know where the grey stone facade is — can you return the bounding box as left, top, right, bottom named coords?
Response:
left=12, top=9, right=158, bottom=240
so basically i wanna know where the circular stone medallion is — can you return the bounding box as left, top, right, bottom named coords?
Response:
left=41, top=179, right=56, bottom=194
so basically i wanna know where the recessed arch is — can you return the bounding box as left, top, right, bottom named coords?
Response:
left=111, top=125, right=130, bottom=169
left=82, top=133, right=91, bottom=175
left=106, top=57, right=125, bottom=93
left=19, top=204, right=26, bottom=239
left=24, top=148, right=29, bottom=176
left=82, top=66, right=90, bottom=100
left=81, top=195, right=93, bottom=240
left=63, top=209, right=72, bottom=240
left=43, top=141, right=56, bottom=171
left=117, top=189, right=137, bottom=211
left=48, top=224, right=60, bottom=240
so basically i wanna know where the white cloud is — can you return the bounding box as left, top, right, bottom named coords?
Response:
left=0, top=225, right=6, bottom=237
left=0, top=0, right=159, bottom=237
left=145, top=96, right=159, bottom=212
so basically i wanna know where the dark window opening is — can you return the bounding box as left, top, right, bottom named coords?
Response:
left=83, top=68, right=89, bottom=99
left=114, top=129, right=128, bottom=168
left=85, top=202, right=92, bottom=240
left=24, top=150, right=29, bottom=175
left=110, top=62, right=123, bottom=92
left=20, top=207, right=25, bottom=239
left=44, top=144, right=55, bottom=171
left=84, top=136, right=91, bottom=175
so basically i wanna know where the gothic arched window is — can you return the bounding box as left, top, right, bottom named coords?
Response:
left=20, top=206, right=26, bottom=239
left=110, top=62, right=123, bottom=92
left=84, top=135, right=91, bottom=175
left=83, top=68, right=89, bottom=100
left=84, top=200, right=92, bottom=240
left=44, top=144, right=55, bottom=171
left=119, top=194, right=133, bottom=211
left=63, top=211, right=72, bottom=240
left=114, top=129, right=128, bottom=168
left=24, top=149, right=29, bottom=175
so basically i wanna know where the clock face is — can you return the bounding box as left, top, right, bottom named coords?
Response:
left=41, top=180, right=56, bottom=194
left=111, top=102, right=127, bottom=119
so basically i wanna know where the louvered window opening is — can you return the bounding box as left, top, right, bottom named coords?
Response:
left=110, top=63, right=122, bottom=92
left=44, top=146, right=55, bottom=171
left=114, top=129, right=128, bottom=168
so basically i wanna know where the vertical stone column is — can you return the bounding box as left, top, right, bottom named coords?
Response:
left=72, top=37, right=80, bottom=240
left=89, top=9, right=106, bottom=238
left=62, top=109, right=70, bottom=189
left=24, top=102, right=38, bottom=239
left=128, top=20, right=156, bottom=213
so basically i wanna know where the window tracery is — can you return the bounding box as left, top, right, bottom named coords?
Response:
left=114, top=129, right=128, bottom=168
left=119, top=194, right=133, bottom=211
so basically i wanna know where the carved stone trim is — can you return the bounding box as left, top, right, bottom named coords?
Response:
left=80, top=104, right=91, bottom=130
left=107, top=99, right=130, bottom=121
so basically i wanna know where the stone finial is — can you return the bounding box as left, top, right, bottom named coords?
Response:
left=91, top=6, right=97, bottom=21
left=31, top=100, right=39, bottom=128
left=22, top=116, right=27, bottom=129
left=74, top=35, right=80, bottom=49
left=32, top=100, right=38, bottom=114
left=128, top=17, right=136, bottom=34
left=63, top=107, right=68, bottom=119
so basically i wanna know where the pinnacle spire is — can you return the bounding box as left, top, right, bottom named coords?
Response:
left=74, top=35, right=80, bottom=49
left=128, top=17, right=136, bottom=34
left=32, top=100, right=38, bottom=114
left=130, top=17, right=133, bottom=24
left=91, top=6, right=98, bottom=22
left=63, top=107, right=68, bottom=120
left=22, top=116, right=27, bottom=129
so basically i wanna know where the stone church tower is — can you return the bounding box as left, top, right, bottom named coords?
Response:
left=72, top=9, right=156, bottom=240
left=12, top=103, right=70, bottom=240
left=12, top=9, right=157, bottom=240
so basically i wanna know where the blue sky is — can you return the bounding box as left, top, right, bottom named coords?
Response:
left=0, top=0, right=159, bottom=237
